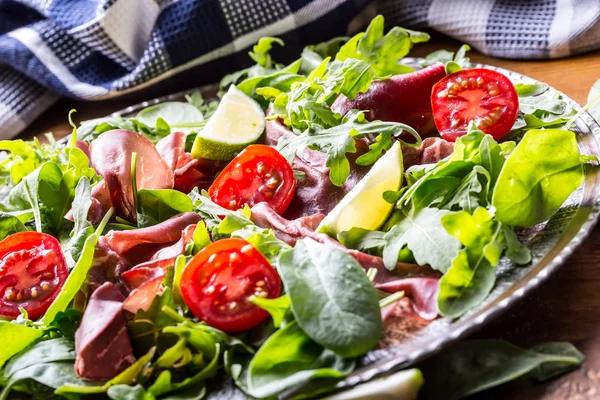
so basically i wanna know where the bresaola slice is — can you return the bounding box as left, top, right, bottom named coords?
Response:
left=105, top=212, right=201, bottom=255
left=156, top=131, right=226, bottom=193
left=75, top=282, right=135, bottom=379
left=331, top=63, right=447, bottom=136
left=90, top=129, right=174, bottom=221
left=250, top=202, right=440, bottom=320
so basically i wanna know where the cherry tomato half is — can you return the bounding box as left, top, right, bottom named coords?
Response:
left=0, top=232, right=68, bottom=320
left=431, top=68, right=519, bottom=141
left=208, top=144, right=295, bottom=214
left=180, top=238, right=280, bottom=332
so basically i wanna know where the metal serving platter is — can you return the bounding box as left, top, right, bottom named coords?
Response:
left=71, top=61, right=600, bottom=397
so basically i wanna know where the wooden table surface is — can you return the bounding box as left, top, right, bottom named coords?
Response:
left=18, top=35, right=600, bottom=399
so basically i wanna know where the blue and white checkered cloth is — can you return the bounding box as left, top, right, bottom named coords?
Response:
left=1, top=0, right=599, bottom=139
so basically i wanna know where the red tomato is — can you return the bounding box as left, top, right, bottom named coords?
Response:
left=431, top=68, right=519, bottom=141
left=0, top=232, right=68, bottom=320
left=180, top=238, right=280, bottom=332
left=208, top=145, right=295, bottom=214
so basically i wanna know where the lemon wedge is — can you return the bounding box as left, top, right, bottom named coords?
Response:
left=317, top=141, right=403, bottom=235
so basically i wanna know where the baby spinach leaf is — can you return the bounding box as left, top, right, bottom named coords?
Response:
left=4, top=338, right=75, bottom=377
left=136, top=102, right=204, bottom=134
left=247, top=320, right=355, bottom=399
left=418, top=340, right=583, bottom=400
left=515, top=82, right=548, bottom=97
left=0, top=212, right=27, bottom=241
left=502, top=225, right=532, bottom=265
left=437, top=208, right=504, bottom=318
left=519, top=94, right=567, bottom=115
left=277, top=239, right=381, bottom=357
left=336, top=14, right=429, bottom=76
left=250, top=295, right=290, bottom=328
left=383, top=207, right=461, bottom=272
left=137, top=189, right=193, bottom=227
left=0, top=322, right=43, bottom=368
left=492, top=129, right=585, bottom=227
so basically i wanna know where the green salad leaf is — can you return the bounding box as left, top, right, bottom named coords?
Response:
left=336, top=15, right=429, bottom=76
left=492, top=129, right=585, bottom=227
left=383, top=207, right=461, bottom=272
left=418, top=340, right=583, bottom=400
left=137, top=189, right=193, bottom=227
left=247, top=320, right=355, bottom=399
left=277, top=239, right=381, bottom=358
left=0, top=322, right=43, bottom=369
left=437, top=208, right=504, bottom=318
left=0, top=213, right=27, bottom=242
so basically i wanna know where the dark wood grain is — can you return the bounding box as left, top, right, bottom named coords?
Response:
left=18, top=34, right=600, bottom=399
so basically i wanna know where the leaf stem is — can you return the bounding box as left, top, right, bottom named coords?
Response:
left=565, top=92, right=600, bottom=130
left=161, top=305, right=186, bottom=323
left=95, top=207, right=114, bottom=236
left=366, top=268, right=378, bottom=282
left=379, top=291, right=405, bottom=309
left=131, top=152, right=139, bottom=213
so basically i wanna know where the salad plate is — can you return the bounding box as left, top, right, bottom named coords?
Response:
left=74, top=61, right=600, bottom=395
left=1, top=15, right=598, bottom=399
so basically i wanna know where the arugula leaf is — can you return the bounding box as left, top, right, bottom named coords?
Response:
left=437, top=208, right=504, bottom=318
left=277, top=239, right=382, bottom=358
left=247, top=320, right=355, bottom=399
left=336, top=15, right=429, bottom=76
left=77, top=116, right=156, bottom=143
left=439, top=166, right=491, bottom=213
left=421, top=44, right=470, bottom=72
left=492, top=129, right=585, bottom=227
left=418, top=340, right=583, bottom=400
left=383, top=207, right=461, bottom=272
left=277, top=110, right=419, bottom=186
left=137, top=189, right=193, bottom=227
left=301, top=37, right=348, bottom=73
left=185, top=91, right=218, bottom=120
left=249, top=37, right=284, bottom=68
left=237, top=59, right=303, bottom=97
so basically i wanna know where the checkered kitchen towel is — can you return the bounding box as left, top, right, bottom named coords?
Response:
left=1, top=0, right=600, bottom=140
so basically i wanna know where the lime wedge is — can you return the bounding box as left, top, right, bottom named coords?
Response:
left=191, top=85, right=265, bottom=161
left=322, top=368, right=423, bottom=400
left=317, top=141, right=403, bottom=235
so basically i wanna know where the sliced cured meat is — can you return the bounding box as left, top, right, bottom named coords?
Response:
left=156, top=131, right=187, bottom=171
left=121, top=258, right=175, bottom=291
left=377, top=277, right=440, bottom=321
left=420, top=137, right=455, bottom=165
left=89, top=129, right=174, bottom=221
left=156, top=131, right=226, bottom=193
left=149, top=224, right=196, bottom=261
left=250, top=202, right=339, bottom=247
left=331, top=63, right=447, bottom=136
left=75, top=282, right=135, bottom=379
left=87, top=237, right=129, bottom=297
left=105, top=212, right=201, bottom=255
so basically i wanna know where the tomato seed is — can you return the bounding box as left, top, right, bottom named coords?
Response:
left=229, top=252, right=242, bottom=263
left=256, top=280, right=265, bottom=287
left=40, top=281, right=50, bottom=291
